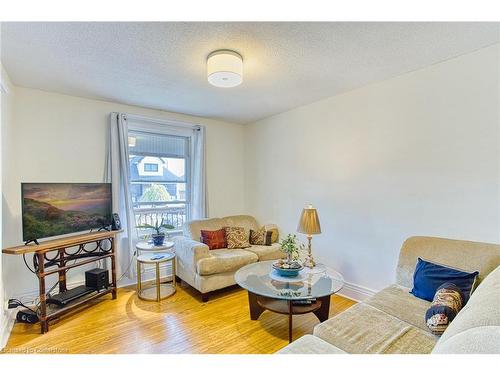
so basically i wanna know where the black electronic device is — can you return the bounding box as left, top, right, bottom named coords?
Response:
left=16, top=309, right=39, bottom=324
left=292, top=298, right=317, bottom=306
left=292, top=300, right=312, bottom=306
left=85, top=268, right=109, bottom=291
left=111, top=213, right=121, bottom=231
left=46, top=285, right=96, bottom=306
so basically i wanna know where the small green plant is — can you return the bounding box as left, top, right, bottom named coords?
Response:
left=279, top=234, right=305, bottom=261
left=137, top=217, right=175, bottom=236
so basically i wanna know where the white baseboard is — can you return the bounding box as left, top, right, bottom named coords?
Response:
left=337, top=281, right=378, bottom=302
left=0, top=310, right=16, bottom=350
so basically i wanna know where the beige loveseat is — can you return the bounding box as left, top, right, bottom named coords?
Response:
left=174, top=215, right=283, bottom=301
left=278, top=236, right=500, bottom=354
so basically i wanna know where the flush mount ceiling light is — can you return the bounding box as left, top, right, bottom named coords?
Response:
left=207, top=50, right=243, bottom=88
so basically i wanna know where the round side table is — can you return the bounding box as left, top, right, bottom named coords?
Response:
left=136, top=240, right=174, bottom=256
left=136, top=252, right=176, bottom=302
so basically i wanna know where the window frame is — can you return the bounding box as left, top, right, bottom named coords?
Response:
left=127, top=123, right=193, bottom=234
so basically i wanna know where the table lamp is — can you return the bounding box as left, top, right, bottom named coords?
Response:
left=297, top=204, right=322, bottom=268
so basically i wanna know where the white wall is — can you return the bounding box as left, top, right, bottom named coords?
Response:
left=1, top=87, right=246, bottom=299
left=1, top=64, right=15, bottom=348
left=245, top=44, right=500, bottom=296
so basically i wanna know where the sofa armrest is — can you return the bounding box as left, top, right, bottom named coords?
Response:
left=173, top=236, right=211, bottom=273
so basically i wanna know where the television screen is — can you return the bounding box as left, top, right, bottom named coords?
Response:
left=22, top=183, right=113, bottom=241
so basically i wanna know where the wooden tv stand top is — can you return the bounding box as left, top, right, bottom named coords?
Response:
left=2, top=230, right=122, bottom=255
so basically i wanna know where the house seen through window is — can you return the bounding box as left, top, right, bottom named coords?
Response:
left=128, top=130, right=190, bottom=237
left=143, top=163, right=159, bottom=172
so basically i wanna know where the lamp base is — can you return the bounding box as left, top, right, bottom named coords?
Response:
left=303, top=255, right=316, bottom=269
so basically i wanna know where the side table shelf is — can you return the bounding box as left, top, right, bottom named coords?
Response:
left=137, top=252, right=177, bottom=302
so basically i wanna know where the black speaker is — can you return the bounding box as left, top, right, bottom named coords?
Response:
left=85, top=268, right=109, bottom=291
left=16, top=309, right=39, bottom=324
left=111, top=213, right=121, bottom=230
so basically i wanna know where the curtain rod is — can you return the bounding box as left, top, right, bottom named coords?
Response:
left=120, top=113, right=202, bottom=130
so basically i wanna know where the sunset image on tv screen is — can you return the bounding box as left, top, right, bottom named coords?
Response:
left=22, top=183, right=112, bottom=241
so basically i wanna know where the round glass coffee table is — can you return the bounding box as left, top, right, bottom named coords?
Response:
left=235, top=260, right=344, bottom=342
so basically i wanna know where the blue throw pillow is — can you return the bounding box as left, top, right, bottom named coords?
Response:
left=410, top=258, right=478, bottom=302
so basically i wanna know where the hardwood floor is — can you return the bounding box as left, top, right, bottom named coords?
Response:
left=3, top=282, right=356, bottom=354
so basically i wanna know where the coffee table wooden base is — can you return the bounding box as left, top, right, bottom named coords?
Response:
left=247, top=291, right=331, bottom=343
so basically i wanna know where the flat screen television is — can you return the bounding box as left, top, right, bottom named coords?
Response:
left=22, top=183, right=112, bottom=242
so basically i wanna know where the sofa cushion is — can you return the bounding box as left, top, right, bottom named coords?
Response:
left=196, top=249, right=258, bottom=276
left=425, top=283, right=464, bottom=335
left=431, top=326, right=500, bottom=354
left=250, top=227, right=272, bottom=246
left=245, top=243, right=284, bottom=261
left=223, top=215, right=259, bottom=232
left=264, top=224, right=279, bottom=243
left=277, top=334, right=345, bottom=354
left=200, top=229, right=227, bottom=250
left=313, top=303, right=437, bottom=354
left=410, top=258, right=478, bottom=302
left=365, top=284, right=431, bottom=331
left=225, top=226, right=251, bottom=249
left=434, top=265, right=500, bottom=347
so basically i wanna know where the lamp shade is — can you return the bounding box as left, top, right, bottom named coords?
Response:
left=297, top=205, right=322, bottom=235
left=207, top=50, right=243, bottom=88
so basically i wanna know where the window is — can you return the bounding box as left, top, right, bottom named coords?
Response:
left=128, top=130, right=190, bottom=236
left=143, top=163, right=158, bottom=172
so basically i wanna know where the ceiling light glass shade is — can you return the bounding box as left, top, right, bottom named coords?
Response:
left=207, top=50, right=243, bottom=88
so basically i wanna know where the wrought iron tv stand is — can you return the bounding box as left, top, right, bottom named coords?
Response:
left=2, top=230, right=121, bottom=333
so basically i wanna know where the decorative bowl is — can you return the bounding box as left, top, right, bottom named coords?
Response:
left=272, top=262, right=304, bottom=277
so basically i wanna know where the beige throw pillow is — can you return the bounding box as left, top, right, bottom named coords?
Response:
left=224, top=226, right=251, bottom=249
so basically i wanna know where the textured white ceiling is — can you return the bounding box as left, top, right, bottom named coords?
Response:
left=1, top=22, right=499, bottom=124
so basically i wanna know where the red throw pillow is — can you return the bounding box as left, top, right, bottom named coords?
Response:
left=200, top=229, right=227, bottom=250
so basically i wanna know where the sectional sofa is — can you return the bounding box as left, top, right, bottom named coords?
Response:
left=278, top=236, right=500, bottom=354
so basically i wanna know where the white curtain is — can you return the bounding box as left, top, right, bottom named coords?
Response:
left=105, top=112, right=137, bottom=279
left=191, top=125, right=208, bottom=219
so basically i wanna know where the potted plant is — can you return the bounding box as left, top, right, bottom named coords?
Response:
left=273, top=234, right=305, bottom=276
left=279, top=234, right=304, bottom=262
left=137, top=218, right=175, bottom=246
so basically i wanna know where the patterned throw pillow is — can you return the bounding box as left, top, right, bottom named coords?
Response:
left=224, top=226, right=251, bottom=249
left=249, top=227, right=273, bottom=246
left=200, top=229, right=227, bottom=250
left=425, top=282, right=464, bottom=335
